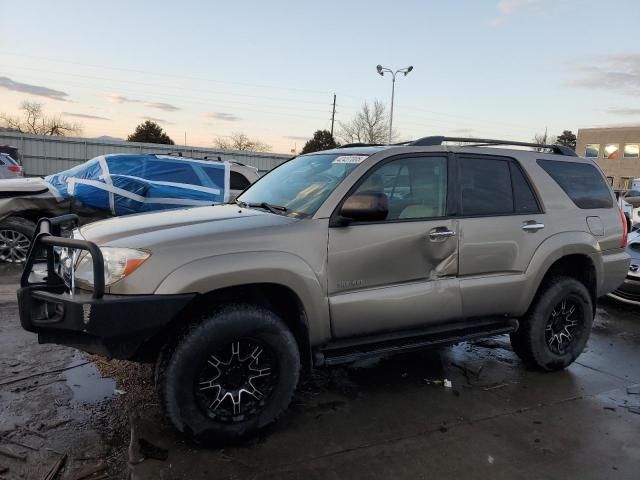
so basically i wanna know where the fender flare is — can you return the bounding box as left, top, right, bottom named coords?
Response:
left=154, top=251, right=331, bottom=345
left=519, top=231, right=602, bottom=312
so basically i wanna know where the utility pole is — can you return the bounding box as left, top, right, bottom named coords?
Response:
left=330, top=94, right=336, bottom=137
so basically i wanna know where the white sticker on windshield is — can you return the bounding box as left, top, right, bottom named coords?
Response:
left=332, top=155, right=368, bottom=164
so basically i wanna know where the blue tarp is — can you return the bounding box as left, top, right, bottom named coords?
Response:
left=45, top=154, right=229, bottom=215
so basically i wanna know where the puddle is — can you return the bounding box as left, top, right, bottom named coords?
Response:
left=65, top=357, right=116, bottom=404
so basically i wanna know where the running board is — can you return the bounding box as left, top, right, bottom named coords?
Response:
left=314, top=318, right=518, bottom=366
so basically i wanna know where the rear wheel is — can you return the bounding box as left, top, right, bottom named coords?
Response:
left=158, top=305, right=300, bottom=442
left=510, top=276, right=593, bottom=371
left=0, top=217, right=35, bottom=263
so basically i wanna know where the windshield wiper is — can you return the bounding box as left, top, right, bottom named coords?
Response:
left=236, top=200, right=288, bottom=215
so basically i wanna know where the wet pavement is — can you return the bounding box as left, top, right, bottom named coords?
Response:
left=1, top=262, right=639, bottom=479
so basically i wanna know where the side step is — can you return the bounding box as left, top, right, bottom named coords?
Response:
left=314, top=318, right=518, bottom=366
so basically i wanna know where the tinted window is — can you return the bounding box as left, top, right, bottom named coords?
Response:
left=537, top=159, right=613, bottom=209
left=460, top=157, right=512, bottom=215
left=352, top=156, right=447, bottom=221
left=509, top=163, right=540, bottom=213
left=230, top=171, right=251, bottom=190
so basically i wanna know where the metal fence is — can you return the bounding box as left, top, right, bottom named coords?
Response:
left=0, top=132, right=291, bottom=176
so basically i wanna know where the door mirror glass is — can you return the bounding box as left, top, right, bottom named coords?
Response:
left=340, top=192, right=389, bottom=222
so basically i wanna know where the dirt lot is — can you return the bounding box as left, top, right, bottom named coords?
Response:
left=1, top=263, right=639, bottom=479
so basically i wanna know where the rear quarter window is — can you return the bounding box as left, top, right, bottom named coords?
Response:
left=537, top=159, right=613, bottom=209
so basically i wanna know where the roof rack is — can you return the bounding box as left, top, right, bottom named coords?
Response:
left=409, top=136, right=577, bottom=157
left=340, top=142, right=384, bottom=148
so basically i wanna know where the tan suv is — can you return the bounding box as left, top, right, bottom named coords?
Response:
left=18, top=136, right=629, bottom=441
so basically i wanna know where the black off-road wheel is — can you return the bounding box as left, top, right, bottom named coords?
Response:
left=510, top=276, right=593, bottom=371
left=0, top=217, right=36, bottom=263
left=157, top=305, right=300, bottom=443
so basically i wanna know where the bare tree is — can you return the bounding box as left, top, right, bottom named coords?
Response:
left=337, top=100, right=398, bottom=144
left=0, top=101, right=82, bottom=136
left=532, top=129, right=558, bottom=151
left=213, top=132, right=271, bottom=152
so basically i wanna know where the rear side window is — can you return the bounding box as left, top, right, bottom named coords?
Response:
left=537, top=159, right=613, bottom=209
left=460, top=156, right=541, bottom=216
left=230, top=171, right=250, bottom=190
left=460, top=157, right=513, bottom=215
left=509, top=163, right=540, bottom=213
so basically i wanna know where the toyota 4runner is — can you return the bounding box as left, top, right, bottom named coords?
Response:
left=17, top=136, right=629, bottom=441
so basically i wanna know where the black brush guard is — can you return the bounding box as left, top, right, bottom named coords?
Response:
left=17, top=214, right=195, bottom=360
left=20, top=214, right=105, bottom=298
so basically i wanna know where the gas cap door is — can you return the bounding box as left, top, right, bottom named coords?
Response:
left=586, top=216, right=604, bottom=236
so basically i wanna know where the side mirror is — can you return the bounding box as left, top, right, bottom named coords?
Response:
left=337, top=192, right=388, bottom=224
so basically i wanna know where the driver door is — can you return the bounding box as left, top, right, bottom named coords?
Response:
left=327, top=154, right=462, bottom=338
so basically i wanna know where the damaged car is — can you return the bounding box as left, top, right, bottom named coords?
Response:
left=18, top=137, right=629, bottom=442
left=0, top=154, right=258, bottom=262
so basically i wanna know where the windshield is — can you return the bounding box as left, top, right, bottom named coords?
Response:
left=237, top=153, right=368, bottom=217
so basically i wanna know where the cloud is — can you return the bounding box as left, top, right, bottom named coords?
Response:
left=139, top=115, right=174, bottom=125
left=490, top=0, right=540, bottom=26
left=105, top=94, right=180, bottom=111
left=206, top=112, right=242, bottom=122
left=143, top=101, right=179, bottom=112
left=570, top=53, right=640, bottom=96
left=606, top=107, right=640, bottom=116
left=62, top=112, right=110, bottom=121
left=106, top=94, right=132, bottom=104
left=0, top=76, right=69, bottom=101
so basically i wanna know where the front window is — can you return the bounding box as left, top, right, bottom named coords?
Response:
left=237, top=153, right=368, bottom=217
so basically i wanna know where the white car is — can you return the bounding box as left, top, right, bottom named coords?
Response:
left=0, top=153, right=23, bottom=179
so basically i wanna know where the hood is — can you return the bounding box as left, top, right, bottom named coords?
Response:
left=79, top=203, right=295, bottom=246
left=0, top=177, right=48, bottom=194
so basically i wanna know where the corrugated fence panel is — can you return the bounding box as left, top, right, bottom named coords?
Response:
left=0, top=132, right=290, bottom=176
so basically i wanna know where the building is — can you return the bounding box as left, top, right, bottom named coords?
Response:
left=576, top=126, right=640, bottom=189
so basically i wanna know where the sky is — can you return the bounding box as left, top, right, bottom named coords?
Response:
left=1, top=0, right=639, bottom=153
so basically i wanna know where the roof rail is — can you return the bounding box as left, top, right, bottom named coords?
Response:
left=340, top=142, right=384, bottom=148
left=410, top=136, right=577, bottom=157
left=151, top=152, right=183, bottom=157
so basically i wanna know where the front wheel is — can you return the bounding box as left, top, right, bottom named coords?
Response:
left=510, top=276, right=593, bottom=371
left=158, top=305, right=300, bottom=442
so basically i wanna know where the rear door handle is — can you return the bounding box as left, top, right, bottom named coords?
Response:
left=429, top=228, right=456, bottom=240
left=522, top=222, right=545, bottom=232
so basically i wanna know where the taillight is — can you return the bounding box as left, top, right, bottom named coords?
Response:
left=7, top=165, right=22, bottom=173
left=619, top=207, right=628, bottom=248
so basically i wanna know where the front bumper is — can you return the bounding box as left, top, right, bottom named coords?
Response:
left=18, top=215, right=195, bottom=359
left=18, top=286, right=195, bottom=359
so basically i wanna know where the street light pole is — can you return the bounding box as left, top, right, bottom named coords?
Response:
left=388, top=75, right=396, bottom=145
left=376, top=64, right=414, bottom=144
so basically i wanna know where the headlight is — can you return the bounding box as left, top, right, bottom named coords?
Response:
left=74, top=247, right=150, bottom=288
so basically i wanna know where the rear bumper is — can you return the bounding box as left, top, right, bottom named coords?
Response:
left=599, top=250, right=631, bottom=297
left=18, top=286, right=195, bottom=359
